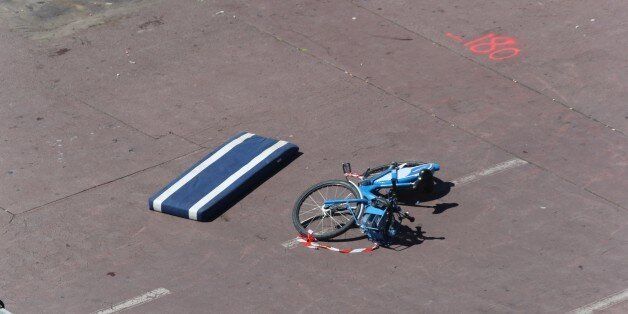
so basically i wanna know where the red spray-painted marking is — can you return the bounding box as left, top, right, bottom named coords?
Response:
left=445, top=32, right=464, bottom=42
left=448, top=32, right=520, bottom=61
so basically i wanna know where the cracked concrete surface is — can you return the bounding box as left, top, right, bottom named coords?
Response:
left=0, top=207, right=14, bottom=230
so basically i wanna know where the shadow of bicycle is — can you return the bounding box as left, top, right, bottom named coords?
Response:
left=397, top=177, right=458, bottom=214
left=387, top=225, right=445, bottom=251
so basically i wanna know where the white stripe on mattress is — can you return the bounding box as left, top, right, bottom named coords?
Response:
left=152, top=133, right=255, bottom=212
left=188, top=141, right=288, bottom=220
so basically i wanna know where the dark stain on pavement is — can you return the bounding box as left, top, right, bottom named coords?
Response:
left=34, top=3, right=71, bottom=20
left=49, top=48, right=70, bottom=57
left=371, top=34, right=414, bottom=41
left=139, top=16, right=164, bottom=29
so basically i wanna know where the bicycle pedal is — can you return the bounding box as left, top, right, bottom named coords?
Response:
left=402, top=212, right=415, bottom=222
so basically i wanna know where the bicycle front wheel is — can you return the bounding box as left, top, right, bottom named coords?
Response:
left=292, top=180, right=363, bottom=240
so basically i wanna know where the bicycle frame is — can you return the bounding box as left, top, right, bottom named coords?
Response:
left=323, top=163, right=440, bottom=223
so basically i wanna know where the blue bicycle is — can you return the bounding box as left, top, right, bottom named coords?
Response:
left=292, top=161, right=441, bottom=244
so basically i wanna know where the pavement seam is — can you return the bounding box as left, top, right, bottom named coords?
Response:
left=69, top=94, right=163, bottom=140
left=11, top=89, right=206, bottom=216
left=167, top=131, right=205, bottom=147
left=350, top=1, right=625, bottom=136
left=17, top=147, right=206, bottom=216
left=0, top=206, right=15, bottom=225
left=235, top=16, right=627, bottom=212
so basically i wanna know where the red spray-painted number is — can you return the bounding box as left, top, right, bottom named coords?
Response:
left=449, top=33, right=520, bottom=61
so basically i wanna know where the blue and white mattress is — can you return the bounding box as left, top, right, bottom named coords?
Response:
left=149, top=132, right=298, bottom=221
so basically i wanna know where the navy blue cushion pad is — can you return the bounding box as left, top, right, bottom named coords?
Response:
left=149, top=132, right=298, bottom=221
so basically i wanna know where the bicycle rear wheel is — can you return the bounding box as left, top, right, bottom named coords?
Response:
left=292, top=180, right=363, bottom=240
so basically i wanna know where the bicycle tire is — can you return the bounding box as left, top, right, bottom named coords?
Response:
left=292, top=180, right=363, bottom=240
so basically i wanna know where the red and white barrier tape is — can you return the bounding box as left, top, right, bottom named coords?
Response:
left=297, top=230, right=378, bottom=254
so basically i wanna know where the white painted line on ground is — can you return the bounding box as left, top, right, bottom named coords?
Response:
left=280, top=158, right=528, bottom=249
left=452, top=158, right=527, bottom=186
left=94, top=288, right=171, bottom=314
left=0, top=308, right=12, bottom=314
left=571, top=288, right=628, bottom=314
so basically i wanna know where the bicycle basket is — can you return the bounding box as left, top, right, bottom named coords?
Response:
left=359, top=206, right=388, bottom=244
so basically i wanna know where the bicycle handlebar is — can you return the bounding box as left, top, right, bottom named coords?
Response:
left=390, top=164, right=398, bottom=197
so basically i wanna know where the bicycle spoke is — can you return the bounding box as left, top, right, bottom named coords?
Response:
left=317, top=190, right=326, bottom=203
left=308, top=195, right=321, bottom=208
left=313, top=216, right=323, bottom=231
left=329, top=215, right=343, bottom=228
left=300, top=214, right=319, bottom=225
left=320, top=216, right=327, bottom=234
left=335, top=210, right=352, bottom=222
left=301, top=207, right=321, bottom=214
left=304, top=214, right=321, bottom=230
left=302, top=201, right=318, bottom=207
left=299, top=206, right=320, bottom=216
left=323, top=218, right=334, bottom=233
